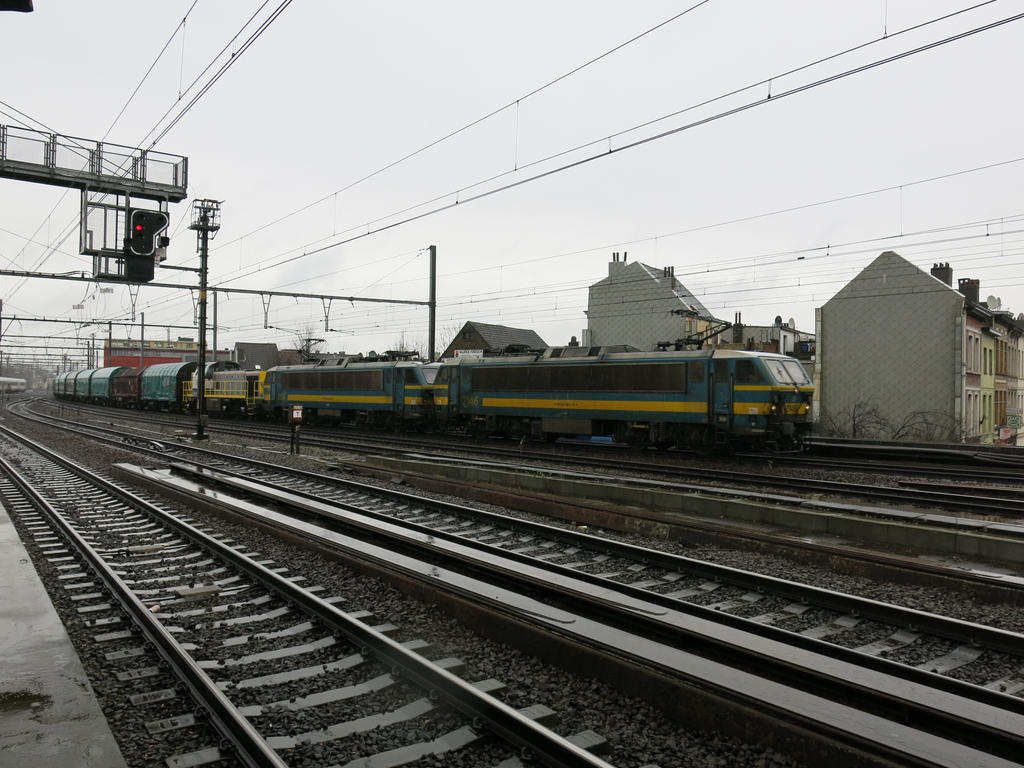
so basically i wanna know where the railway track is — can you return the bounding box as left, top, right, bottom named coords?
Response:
left=36, top=398, right=1024, bottom=520
left=140, top=458, right=1024, bottom=696
left=48, top=394, right=1024, bottom=480
left=806, top=436, right=1024, bottom=467
left=19, top=398, right=1024, bottom=599
left=12, top=398, right=1024, bottom=761
left=5, top=421, right=1024, bottom=766
left=14, top=406, right=1024, bottom=687
left=0, top=425, right=617, bottom=767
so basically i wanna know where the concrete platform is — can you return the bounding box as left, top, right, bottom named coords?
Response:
left=0, top=502, right=127, bottom=767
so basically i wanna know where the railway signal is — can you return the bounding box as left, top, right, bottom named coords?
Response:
left=123, top=209, right=169, bottom=283
left=127, top=209, right=169, bottom=257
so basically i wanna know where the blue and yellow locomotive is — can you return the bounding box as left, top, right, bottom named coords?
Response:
left=260, top=360, right=436, bottom=428
left=431, top=348, right=813, bottom=450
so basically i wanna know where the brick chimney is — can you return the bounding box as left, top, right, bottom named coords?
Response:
left=609, top=251, right=628, bottom=276
left=732, top=311, right=744, bottom=343
left=958, top=277, right=980, bottom=303
left=930, top=262, right=952, bottom=286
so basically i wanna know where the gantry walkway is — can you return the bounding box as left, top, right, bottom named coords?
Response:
left=0, top=125, right=187, bottom=202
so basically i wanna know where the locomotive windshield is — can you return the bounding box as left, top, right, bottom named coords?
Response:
left=763, top=358, right=811, bottom=385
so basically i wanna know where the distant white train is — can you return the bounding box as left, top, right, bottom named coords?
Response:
left=0, top=377, right=27, bottom=394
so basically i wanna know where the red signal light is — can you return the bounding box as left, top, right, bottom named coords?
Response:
left=127, top=208, right=168, bottom=259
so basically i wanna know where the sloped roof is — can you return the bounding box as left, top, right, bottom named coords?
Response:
left=465, top=321, right=547, bottom=350
left=636, top=262, right=714, bottom=320
left=825, top=250, right=960, bottom=305
left=590, top=261, right=715, bottom=320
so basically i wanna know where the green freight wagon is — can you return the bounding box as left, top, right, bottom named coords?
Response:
left=140, top=362, right=197, bottom=411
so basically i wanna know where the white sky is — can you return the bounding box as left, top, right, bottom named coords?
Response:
left=1, top=1, right=1022, bottom=365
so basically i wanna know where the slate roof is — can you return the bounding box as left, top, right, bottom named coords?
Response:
left=590, top=261, right=715, bottom=321
left=465, top=321, right=547, bottom=350
left=635, top=263, right=715, bottom=320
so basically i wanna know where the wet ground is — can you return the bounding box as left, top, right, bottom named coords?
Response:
left=0, top=503, right=127, bottom=767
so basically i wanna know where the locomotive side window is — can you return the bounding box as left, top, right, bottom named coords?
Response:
left=284, top=369, right=384, bottom=390
left=473, top=363, right=685, bottom=392
left=689, top=361, right=705, bottom=384
left=735, top=359, right=762, bottom=383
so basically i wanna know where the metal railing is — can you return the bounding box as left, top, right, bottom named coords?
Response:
left=0, top=124, right=188, bottom=201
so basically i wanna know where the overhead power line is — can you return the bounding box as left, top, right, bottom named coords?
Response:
left=213, top=4, right=1022, bottom=288
left=116, top=203, right=1024, bottom=341
left=3, top=1, right=294, bottom=303
left=212, top=0, right=715, bottom=252
left=146, top=0, right=294, bottom=149
left=101, top=0, right=203, bottom=145
left=25, top=3, right=1015, bottom=344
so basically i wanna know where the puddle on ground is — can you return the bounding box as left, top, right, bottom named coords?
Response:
left=0, top=689, right=53, bottom=714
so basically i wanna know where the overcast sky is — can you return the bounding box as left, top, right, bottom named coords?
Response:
left=1, top=1, right=1022, bottom=364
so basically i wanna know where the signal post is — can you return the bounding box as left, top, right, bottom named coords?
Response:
left=189, top=200, right=221, bottom=441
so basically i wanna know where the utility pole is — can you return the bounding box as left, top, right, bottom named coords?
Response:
left=212, top=290, right=218, bottom=363
left=189, top=200, right=220, bottom=440
left=428, top=245, right=436, bottom=361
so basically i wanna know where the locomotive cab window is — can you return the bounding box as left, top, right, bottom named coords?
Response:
left=763, top=359, right=811, bottom=385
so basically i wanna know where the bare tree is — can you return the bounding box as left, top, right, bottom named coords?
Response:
left=887, top=410, right=960, bottom=442
left=390, top=329, right=425, bottom=358
left=289, top=324, right=325, bottom=361
left=434, top=322, right=465, bottom=360
left=818, top=400, right=889, bottom=439
left=821, top=400, right=961, bottom=443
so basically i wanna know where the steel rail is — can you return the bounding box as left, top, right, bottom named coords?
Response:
left=0, top=446, right=289, bottom=768
left=169, top=461, right=1024, bottom=703
left=12, top=400, right=1024, bottom=765
left=38, top=398, right=1024, bottom=500
left=140, top=461, right=1024, bottom=766
left=0, top=423, right=615, bottom=768
left=14, top=400, right=1024, bottom=637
